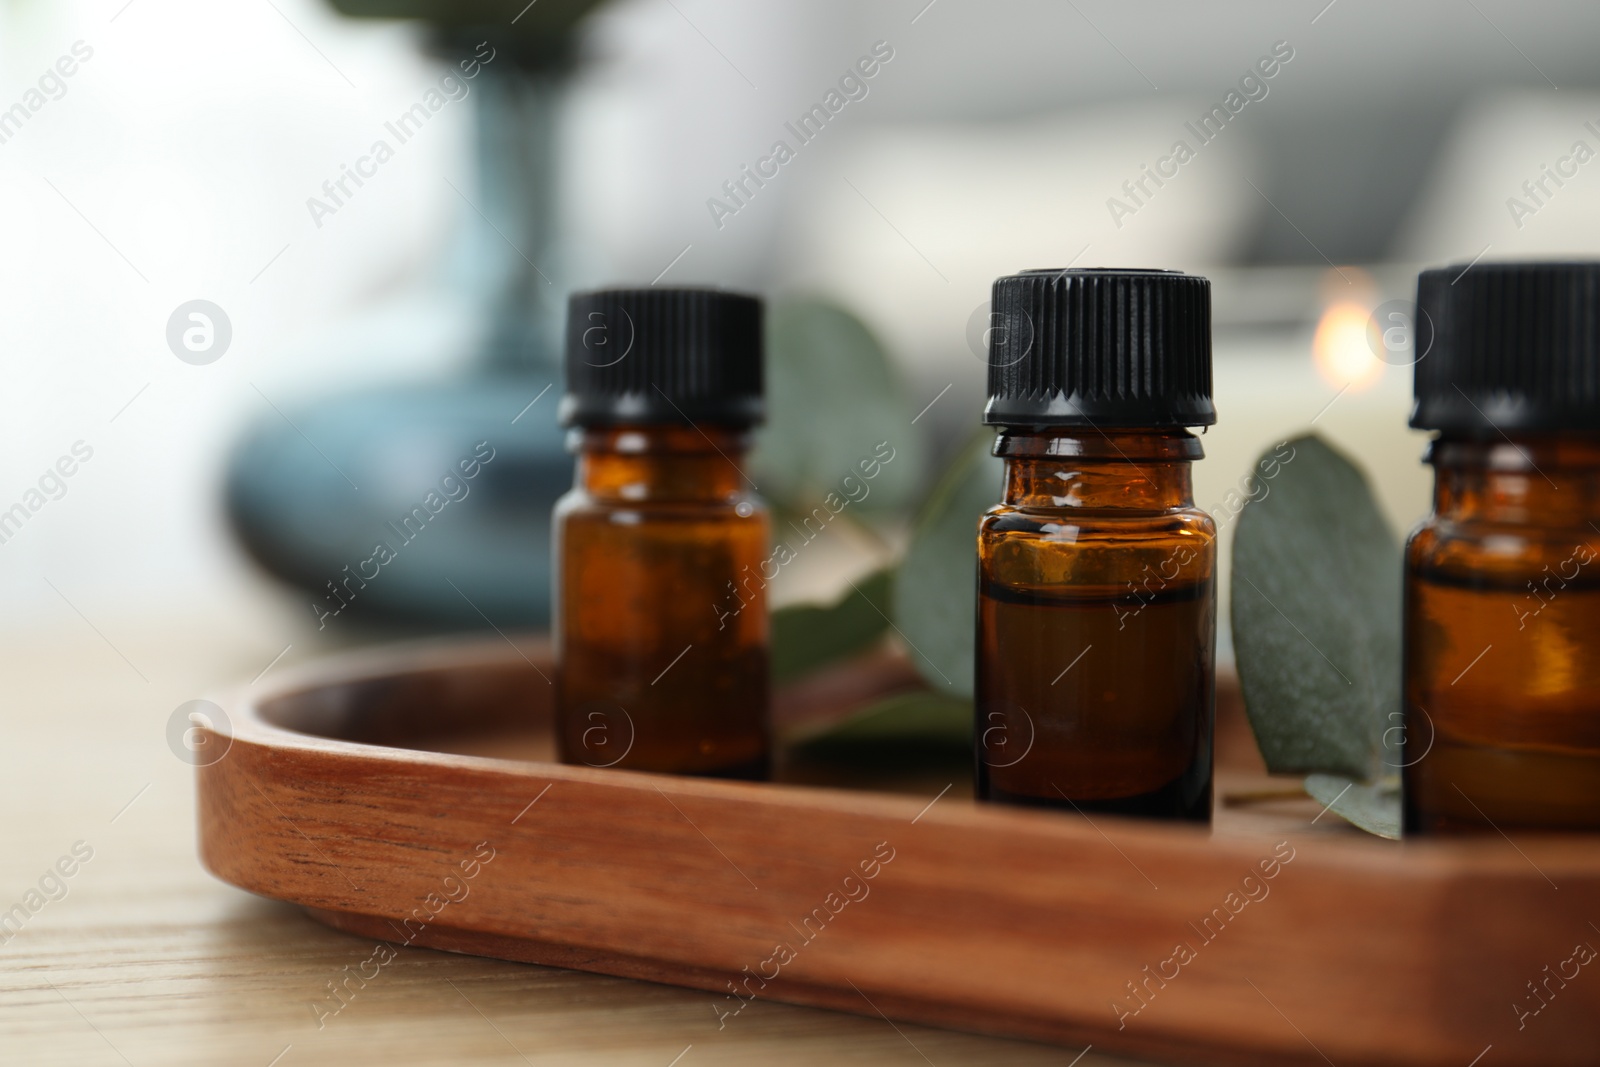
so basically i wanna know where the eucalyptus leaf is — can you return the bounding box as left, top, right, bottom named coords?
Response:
left=751, top=300, right=924, bottom=514
left=772, top=568, right=892, bottom=684
left=1231, top=433, right=1401, bottom=780
left=892, top=430, right=1004, bottom=697
left=1305, top=773, right=1401, bottom=840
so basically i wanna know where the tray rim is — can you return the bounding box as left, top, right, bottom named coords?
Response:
left=196, top=634, right=1600, bottom=1067
left=213, top=633, right=1597, bottom=878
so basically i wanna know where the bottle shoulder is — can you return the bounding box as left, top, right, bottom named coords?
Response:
left=978, top=503, right=1216, bottom=591
left=1407, top=514, right=1600, bottom=580
left=557, top=484, right=765, bottom=512
left=979, top=503, right=1217, bottom=542
left=555, top=487, right=768, bottom=529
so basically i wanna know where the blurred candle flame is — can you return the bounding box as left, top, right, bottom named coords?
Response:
left=1312, top=268, right=1383, bottom=391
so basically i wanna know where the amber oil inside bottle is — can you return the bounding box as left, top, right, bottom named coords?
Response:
left=1402, top=435, right=1600, bottom=832
left=976, top=429, right=1216, bottom=820
left=555, top=423, right=770, bottom=778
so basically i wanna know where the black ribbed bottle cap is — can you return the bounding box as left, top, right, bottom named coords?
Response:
left=560, top=287, right=763, bottom=427
left=983, top=268, right=1214, bottom=427
left=1412, top=262, right=1600, bottom=434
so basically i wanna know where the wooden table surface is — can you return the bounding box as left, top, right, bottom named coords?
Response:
left=0, top=609, right=1165, bottom=1067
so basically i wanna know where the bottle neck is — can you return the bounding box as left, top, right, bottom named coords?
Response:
left=1427, top=434, right=1600, bottom=528
left=995, top=428, right=1201, bottom=510
left=572, top=423, right=751, bottom=504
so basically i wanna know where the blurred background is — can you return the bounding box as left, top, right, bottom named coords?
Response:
left=3, top=0, right=1600, bottom=659
left=4, top=3, right=1600, bottom=1063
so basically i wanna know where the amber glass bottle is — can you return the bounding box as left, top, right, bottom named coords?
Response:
left=1402, top=262, right=1600, bottom=833
left=554, top=288, right=770, bottom=779
left=975, top=269, right=1217, bottom=821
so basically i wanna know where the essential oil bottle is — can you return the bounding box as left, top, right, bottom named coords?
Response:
left=553, top=288, right=770, bottom=779
left=1402, top=262, right=1600, bottom=834
left=974, top=269, right=1217, bottom=822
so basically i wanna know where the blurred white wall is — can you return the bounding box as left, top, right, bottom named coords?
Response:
left=1, top=0, right=1597, bottom=644
left=1398, top=91, right=1600, bottom=261
left=0, top=0, right=475, bottom=635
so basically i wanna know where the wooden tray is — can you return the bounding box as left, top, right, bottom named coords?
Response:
left=196, top=637, right=1600, bottom=1066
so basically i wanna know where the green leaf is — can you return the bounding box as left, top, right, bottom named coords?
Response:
left=891, top=430, right=1003, bottom=697
left=1305, top=774, right=1401, bottom=840
left=1231, top=433, right=1401, bottom=780
left=789, top=690, right=972, bottom=764
left=752, top=300, right=925, bottom=514
left=772, top=568, right=892, bottom=684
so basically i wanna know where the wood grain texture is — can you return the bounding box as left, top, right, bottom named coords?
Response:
left=197, top=636, right=1600, bottom=1067
left=0, top=620, right=1136, bottom=1067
